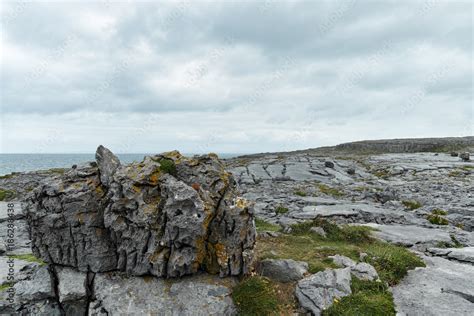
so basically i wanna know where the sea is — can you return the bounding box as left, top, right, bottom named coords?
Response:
left=0, top=153, right=242, bottom=176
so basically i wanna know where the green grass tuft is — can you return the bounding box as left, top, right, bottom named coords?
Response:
left=275, top=205, right=289, bottom=215
left=402, top=200, right=422, bottom=210
left=373, top=169, right=391, bottom=179
left=0, top=188, right=16, bottom=201
left=294, top=190, right=307, bottom=197
left=364, top=243, right=425, bottom=285
left=323, top=278, right=395, bottom=316
left=158, top=158, right=177, bottom=176
left=431, top=209, right=448, bottom=216
left=317, top=184, right=345, bottom=197
left=427, top=214, right=449, bottom=225
left=8, top=254, right=46, bottom=266
left=232, top=276, right=279, bottom=316
left=255, top=218, right=281, bottom=233
left=291, top=219, right=373, bottom=244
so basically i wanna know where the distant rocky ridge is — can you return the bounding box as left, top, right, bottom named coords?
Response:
left=334, top=136, right=474, bottom=154
left=232, top=136, right=474, bottom=159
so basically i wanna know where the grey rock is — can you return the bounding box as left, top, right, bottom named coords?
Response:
left=13, top=266, right=54, bottom=304
left=325, top=161, right=335, bottom=168
left=393, top=255, right=474, bottom=316
left=329, top=255, right=356, bottom=268
left=26, top=149, right=256, bottom=278
left=329, top=255, right=379, bottom=281
left=460, top=152, right=470, bottom=161
left=365, top=224, right=453, bottom=247
left=95, top=145, right=121, bottom=186
left=259, top=259, right=308, bottom=282
left=296, top=268, right=352, bottom=315
left=347, top=167, right=356, bottom=175
left=310, top=226, right=327, bottom=237
left=351, top=262, right=379, bottom=281
left=57, top=267, right=87, bottom=302
left=89, top=272, right=237, bottom=316
left=427, top=247, right=474, bottom=264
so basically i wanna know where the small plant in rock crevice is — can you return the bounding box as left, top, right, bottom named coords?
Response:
left=402, top=200, right=422, bottom=210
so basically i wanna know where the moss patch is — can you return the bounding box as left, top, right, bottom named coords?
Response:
left=318, top=184, right=344, bottom=197
left=232, top=276, right=280, bottom=315
left=323, top=278, right=395, bottom=316
left=8, top=254, right=46, bottom=266
left=0, top=188, right=16, bottom=201
left=402, top=200, right=422, bottom=210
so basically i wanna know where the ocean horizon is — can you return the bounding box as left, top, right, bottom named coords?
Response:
left=0, top=153, right=243, bottom=176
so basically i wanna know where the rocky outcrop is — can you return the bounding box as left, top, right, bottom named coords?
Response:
left=26, top=146, right=256, bottom=278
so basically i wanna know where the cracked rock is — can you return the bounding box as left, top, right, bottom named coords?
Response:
left=26, top=146, right=256, bottom=278
left=295, top=268, right=352, bottom=315
left=329, top=255, right=379, bottom=281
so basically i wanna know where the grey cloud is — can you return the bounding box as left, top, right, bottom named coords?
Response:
left=0, top=0, right=472, bottom=153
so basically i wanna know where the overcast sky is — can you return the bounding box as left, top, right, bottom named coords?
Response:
left=0, top=0, right=472, bottom=154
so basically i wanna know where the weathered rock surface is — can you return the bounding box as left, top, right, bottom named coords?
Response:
left=427, top=247, right=474, bottom=264
left=329, top=255, right=379, bottom=281
left=392, top=255, right=474, bottom=316
left=295, top=268, right=352, bottom=315
left=89, top=273, right=237, bottom=315
left=258, top=259, right=308, bottom=282
left=26, top=147, right=256, bottom=278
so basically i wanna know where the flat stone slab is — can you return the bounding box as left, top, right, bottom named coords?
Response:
left=427, top=247, right=474, bottom=264
left=392, top=255, right=474, bottom=316
left=293, top=205, right=359, bottom=219
left=365, top=224, right=453, bottom=246
left=89, top=273, right=237, bottom=315
left=0, top=202, right=23, bottom=222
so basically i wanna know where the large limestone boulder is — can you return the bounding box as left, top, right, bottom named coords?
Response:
left=26, top=147, right=256, bottom=278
